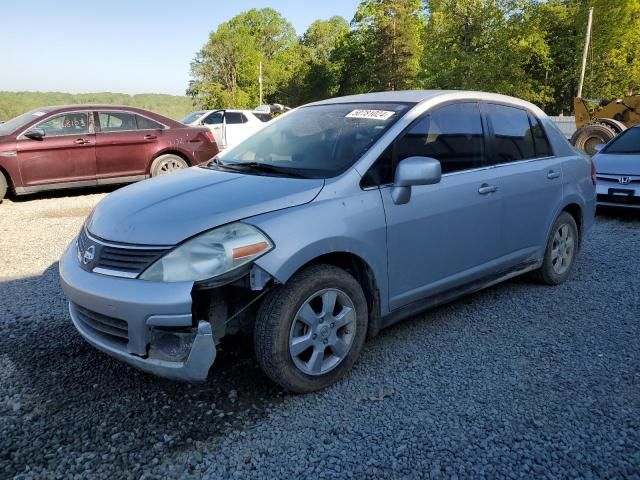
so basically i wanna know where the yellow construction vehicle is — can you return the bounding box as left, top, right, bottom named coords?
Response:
left=571, top=96, right=640, bottom=154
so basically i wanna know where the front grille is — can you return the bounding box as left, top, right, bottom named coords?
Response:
left=77, top=228, right=170, bottom=277
left=596, top=175, right=640, bottom=184
left=73, top=303, right=128, bottom=343
left=96, top=245, right=167, bottom=275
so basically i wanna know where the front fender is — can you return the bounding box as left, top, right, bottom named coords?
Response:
left=245, top=189, right=391, bottom=314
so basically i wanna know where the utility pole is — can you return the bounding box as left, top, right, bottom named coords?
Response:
left=577, top=7, right=593, bottom=98
left=258, top=61, right=263, bottom=105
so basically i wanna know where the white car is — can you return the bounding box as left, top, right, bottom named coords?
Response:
left=180, top=109, right=271, bottom=150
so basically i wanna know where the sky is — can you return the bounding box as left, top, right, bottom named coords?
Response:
left=0, top=0, right=360, bottom=96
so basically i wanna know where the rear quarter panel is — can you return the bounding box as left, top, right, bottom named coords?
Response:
left=560, top=153, right=597, bottom=233
left=155, top=127, right=218, bottom=168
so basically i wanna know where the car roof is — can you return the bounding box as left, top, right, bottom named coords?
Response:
left=306, top=90, right=545, bottom=114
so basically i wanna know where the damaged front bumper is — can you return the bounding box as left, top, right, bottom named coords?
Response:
left=59, top=242, right=216, bottom=382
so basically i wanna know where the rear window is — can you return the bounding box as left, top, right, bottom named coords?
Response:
left=253, top=112, right=273, bottom=122
left=603, top=127, right=640, bottom=154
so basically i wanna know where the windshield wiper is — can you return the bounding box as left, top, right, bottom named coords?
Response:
left=221, top=162, right=308, bottom=178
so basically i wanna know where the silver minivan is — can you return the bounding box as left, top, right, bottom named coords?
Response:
left=59, top=91, right=596, bottom=392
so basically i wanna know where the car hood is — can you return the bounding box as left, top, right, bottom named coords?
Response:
left=87, top=167, right=325, bottom=245
left=593, top=153, right=640, bottom=176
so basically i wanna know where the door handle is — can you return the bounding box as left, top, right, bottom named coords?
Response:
left=478, top=184, right=498, bottom=195
left=74, top=138, right=89, bottom=145
left=547, top=170, right=561, bottom=179
left=144, top=134, right=157, bottom=140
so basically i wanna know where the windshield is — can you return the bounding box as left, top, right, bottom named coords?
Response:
left=215, top=102, right=412, bottom=179
left=0, top=108, right=52, bottom=136
left=604, top=127, right=640, bottom=154
left=180, top=111, right=206, bottom=125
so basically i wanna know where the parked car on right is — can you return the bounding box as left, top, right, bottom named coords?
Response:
left=593, top=125, right=640, bottom=208
left=180, top=109, right=271, bottom=150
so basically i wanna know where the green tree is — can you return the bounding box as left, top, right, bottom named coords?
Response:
left=421, top=0, right=554, bottom=106
left=280, top=16, right=349, bottom=105
left=0, top=92, right=192, bottom=121
left=336, top=0, right=424, bottom=95
left=577, top=0, right=640, bottom=99
left=189, top=8, right=298, bottom=109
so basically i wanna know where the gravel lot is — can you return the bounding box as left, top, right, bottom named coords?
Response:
left=1, top=190, right=639, bottom=479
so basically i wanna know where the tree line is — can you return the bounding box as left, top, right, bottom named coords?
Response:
left=189, top=0, right=640, bottom=115
left=0, top=92, right=193, bottom=121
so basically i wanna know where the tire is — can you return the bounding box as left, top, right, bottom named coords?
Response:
left=570, top=123, right=617, bottom=155
left=532, top=212, right=579, bottom=285
left=254, top=264, right=368, bottom=393
left=0, top=172, right=6, bottom=203
left=150, top=154, right=189, bottom=177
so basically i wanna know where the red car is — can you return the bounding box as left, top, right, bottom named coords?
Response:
left=0, top=105, right=219, bottom=202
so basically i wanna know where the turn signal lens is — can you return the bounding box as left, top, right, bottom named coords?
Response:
left=233, top=241, right=269, bottom=259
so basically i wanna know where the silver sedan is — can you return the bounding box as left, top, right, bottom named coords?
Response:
left=593, top=126, right=640, bottom=208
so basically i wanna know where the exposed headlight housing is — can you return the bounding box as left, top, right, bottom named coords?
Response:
left=139, top=223, right=273, bottom=283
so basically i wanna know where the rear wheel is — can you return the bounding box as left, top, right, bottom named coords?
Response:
left=254, top=264, right=368, bottom=393
left=570, top=123, right=617, bottom=155
left=150, top=154, right=188, bottom=177
left=532, top=212, right=579, bottom=285
left=0, top=171, right=7, bottom=203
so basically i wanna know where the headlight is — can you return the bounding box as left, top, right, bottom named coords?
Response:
left=139, top=223, right=273, bottom=283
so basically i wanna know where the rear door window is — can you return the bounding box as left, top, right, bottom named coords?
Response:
left=528, top=114, right=553, bottom=158
left=487, top=104, right=536, bottom=163
left=97, top=112, right=137, bottom=132
left=225, top=112, right=247, bottom=124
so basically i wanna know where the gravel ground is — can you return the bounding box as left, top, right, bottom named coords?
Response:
left=1, top=190, right=639, bottom=479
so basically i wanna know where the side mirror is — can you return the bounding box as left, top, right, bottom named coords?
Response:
left=391, top=156, right=442, bottom=205
left=24, top=128, right=46, bottom=140
left=593, top=143, right=605, bottom=153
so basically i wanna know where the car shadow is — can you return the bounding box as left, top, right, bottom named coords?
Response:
left=596, top=205, right=640, bottom=222
left=0, top=263, right=283, bottom=477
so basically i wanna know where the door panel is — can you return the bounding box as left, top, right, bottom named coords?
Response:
left=495, top=158, right=563, bottom=257
left=202, top=111, right=225, bottom=148
left=380, top=102, right=503, bottom=311
left=17, top=111, right=96, bottom=185
left=95, top=131, right=156, bottom=178
left=94, top=111, right=157, bottom=178
left=383, top=170, right=503, bottom=310
left=224, top=112, right=249, bottom=147
left=484, top=104, right=563, bottom=261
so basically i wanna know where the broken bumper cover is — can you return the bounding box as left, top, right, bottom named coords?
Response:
left=59, top=241, right=216, bottom=382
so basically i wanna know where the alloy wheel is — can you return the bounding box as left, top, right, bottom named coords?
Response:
left=288, top=288, right=356, bottom=376
left=551, top=224, right=575, bottom=275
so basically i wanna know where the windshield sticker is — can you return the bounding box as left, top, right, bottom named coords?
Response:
left=346, top=109, right=395, bottom=121
left=31, top=111, right=46, bottom=117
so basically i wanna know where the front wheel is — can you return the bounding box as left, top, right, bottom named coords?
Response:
left=254, top=264, right=368, bottom=393
left=150, top=154, right=188, bottom=177
left=532, top=211, right=579, bottom=285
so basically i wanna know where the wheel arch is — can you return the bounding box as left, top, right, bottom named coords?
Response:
left=149, top=149, right=191, bottom=174
left=561, top=202, right=584, bottom=249
left=275, top=250, right=383, bottom=338
left=0, top=164, right=13, bottom=190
